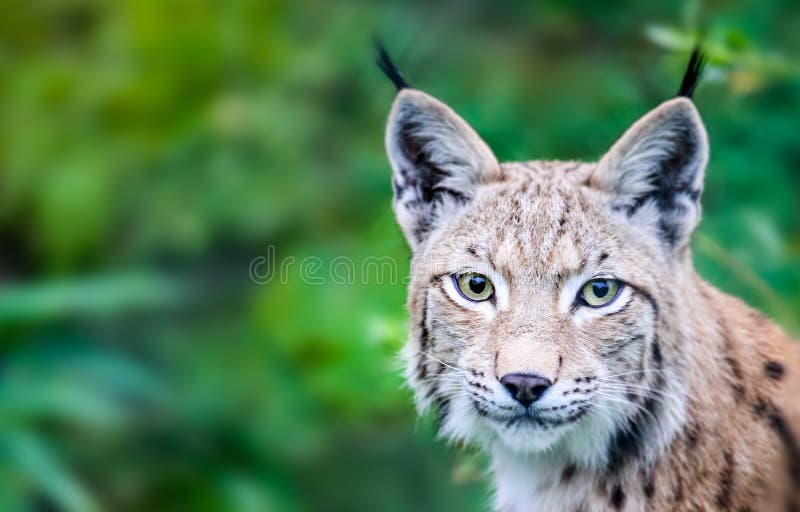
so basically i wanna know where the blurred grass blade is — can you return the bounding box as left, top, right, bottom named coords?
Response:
left=1, top=381, right=127, bottom=429
left=1, top=348, right=165, bottom=428
left=644, top=24, right=696, bottom=51
left=1, top=430, right=99, bottom=512
left=694, top=233, right=799, bottom=333
left=0, top=272, right=185, bottom=323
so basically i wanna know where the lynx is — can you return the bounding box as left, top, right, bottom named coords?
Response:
left=378, top=46, right=800, bottom=511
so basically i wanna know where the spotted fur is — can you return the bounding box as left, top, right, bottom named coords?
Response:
left=382, top=77, right=800, bottom=511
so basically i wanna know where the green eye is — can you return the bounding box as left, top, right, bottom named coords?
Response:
left=580, top=279, right=622, bottom=308
left=454, top=273, right=495, bottom=302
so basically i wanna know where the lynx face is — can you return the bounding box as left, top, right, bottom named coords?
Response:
left=386, top=89, right=708, bottom=465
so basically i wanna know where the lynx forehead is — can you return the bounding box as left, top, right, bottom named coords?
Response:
left=380, top=46, right=800, bottom=512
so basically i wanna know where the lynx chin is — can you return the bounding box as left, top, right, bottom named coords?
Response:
left=378, top=46, right=800, bottom=512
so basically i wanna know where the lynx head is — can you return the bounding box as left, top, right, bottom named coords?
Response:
left=382, top=49, right=709, bottom=467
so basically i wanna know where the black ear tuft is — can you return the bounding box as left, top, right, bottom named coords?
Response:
left=375, top=39, right=412, bottom=91
left=677, top=46, right=708, bottom=98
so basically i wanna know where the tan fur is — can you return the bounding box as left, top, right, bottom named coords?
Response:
left=385, top=89, right=800, bottom=511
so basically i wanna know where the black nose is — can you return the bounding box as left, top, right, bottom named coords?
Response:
left=500, top=373, right=552, bottom=407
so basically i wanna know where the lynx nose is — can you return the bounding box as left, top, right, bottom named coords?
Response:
left=500, top=373, right=552, bottom=407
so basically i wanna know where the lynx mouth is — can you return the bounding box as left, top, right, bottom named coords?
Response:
left=471, top=397, right=593, bottom=429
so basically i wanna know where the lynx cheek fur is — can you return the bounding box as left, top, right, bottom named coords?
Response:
left=379, top=48, right=800, bottom=512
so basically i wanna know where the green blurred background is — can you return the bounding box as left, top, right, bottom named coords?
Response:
left=0, top=1, right=798, bottom=510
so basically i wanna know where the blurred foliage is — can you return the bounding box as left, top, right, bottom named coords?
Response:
left=0, top=0, right=798, bottom=511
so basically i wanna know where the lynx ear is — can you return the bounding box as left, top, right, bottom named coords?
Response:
left=592, top=98, right=709, bottom=250
left=386, top=89, right=501, bottom=250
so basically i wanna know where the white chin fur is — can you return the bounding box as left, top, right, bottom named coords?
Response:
left=442, top=394, right=613, bottom=462
left=450, top=400, right=620, bottom=469
left=438, top=393, right=492, bottom=446
left=438, top=393, right=567, bottom=454
left=492, top=422, right=565, bottom=454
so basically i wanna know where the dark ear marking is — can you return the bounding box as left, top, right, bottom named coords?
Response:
left=375, top=39, right=411, bottom=91
left=677, top=46, right=708, bottom=99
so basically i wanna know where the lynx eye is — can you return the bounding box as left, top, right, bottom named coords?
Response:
left=454, top=273, right=494, bottom=302
left=579, top=278, right=622, bottom=308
